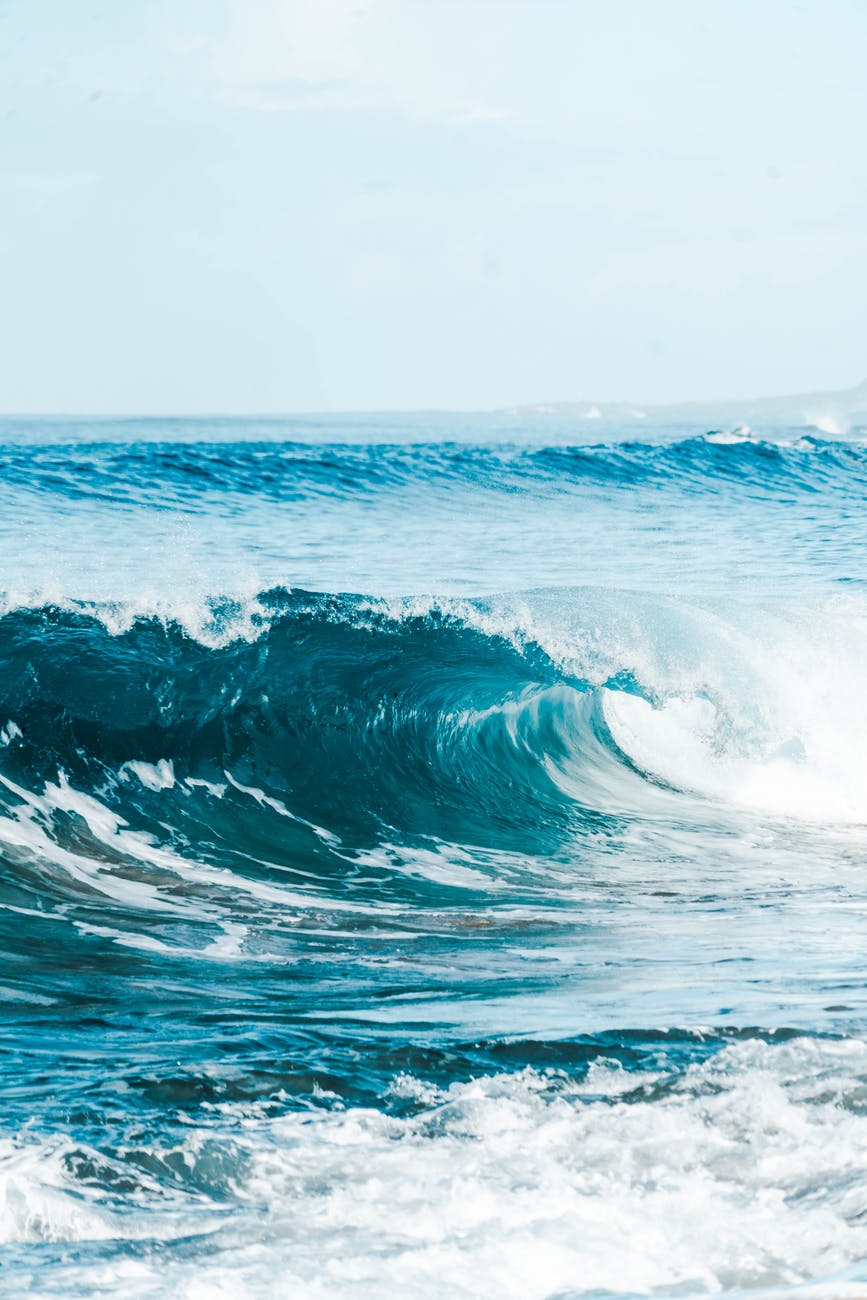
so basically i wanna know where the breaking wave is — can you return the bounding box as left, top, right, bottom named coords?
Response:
left=3, top=584, right=867, bottom=928
left=2, top=432, right=867, bottom=510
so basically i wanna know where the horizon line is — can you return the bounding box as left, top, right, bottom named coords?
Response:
left=0, top=376, right=865, bottom=422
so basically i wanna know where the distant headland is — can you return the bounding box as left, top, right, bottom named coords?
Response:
left=504, top=377, right=867, bottom=433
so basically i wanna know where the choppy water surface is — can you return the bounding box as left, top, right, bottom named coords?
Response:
left=3, top=413, right=867, bottom=1298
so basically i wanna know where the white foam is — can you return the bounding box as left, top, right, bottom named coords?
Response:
left=185, top=776, right=228, bottom=798
left=0, top=1135, right=117, bottom=1245
left=704, top=424, right=753, bottom=444
left=120, top=759, right=176, bottom=791
left=8, top=1037, right=867, bottom=1298
left=808, top=411, right=848, bottom=437
left=596, top=595, right=867, bottom=824
left=0, top=588, right=274, bottom=648
left=0, top=720, right=22, bottom=747
left=353, top=840, right=507, bottom=891
left=0, top=1133, right=226, bottom=1252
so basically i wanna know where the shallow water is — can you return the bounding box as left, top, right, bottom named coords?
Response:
left=2, top=414, right=867, bottom=1297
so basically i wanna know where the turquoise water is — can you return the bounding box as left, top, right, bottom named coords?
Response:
left=3, top=415, right=867, bottom=1297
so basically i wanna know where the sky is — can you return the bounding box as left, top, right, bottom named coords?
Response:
left=0, top=0, right=865, bottom=413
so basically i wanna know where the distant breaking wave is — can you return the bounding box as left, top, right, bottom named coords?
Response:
left=2, top=432, right=867, bottom=509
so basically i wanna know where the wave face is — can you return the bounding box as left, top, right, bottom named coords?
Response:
left=4, top=415, right=867, bottom=1298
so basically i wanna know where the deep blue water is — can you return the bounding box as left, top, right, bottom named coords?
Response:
left=3, top=414, right=867, bottom=1298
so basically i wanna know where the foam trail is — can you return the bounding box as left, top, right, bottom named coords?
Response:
left=4, top=1039, right=867, bottom=1298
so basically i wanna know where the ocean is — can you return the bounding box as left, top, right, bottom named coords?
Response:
left=3, top=413, right=867, bottom=1298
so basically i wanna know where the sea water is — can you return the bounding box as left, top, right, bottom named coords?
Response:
left=2, top=414, right=867, bottom=1297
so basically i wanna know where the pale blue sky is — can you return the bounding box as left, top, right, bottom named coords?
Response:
left=1, top=0, right=865, bottom=412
